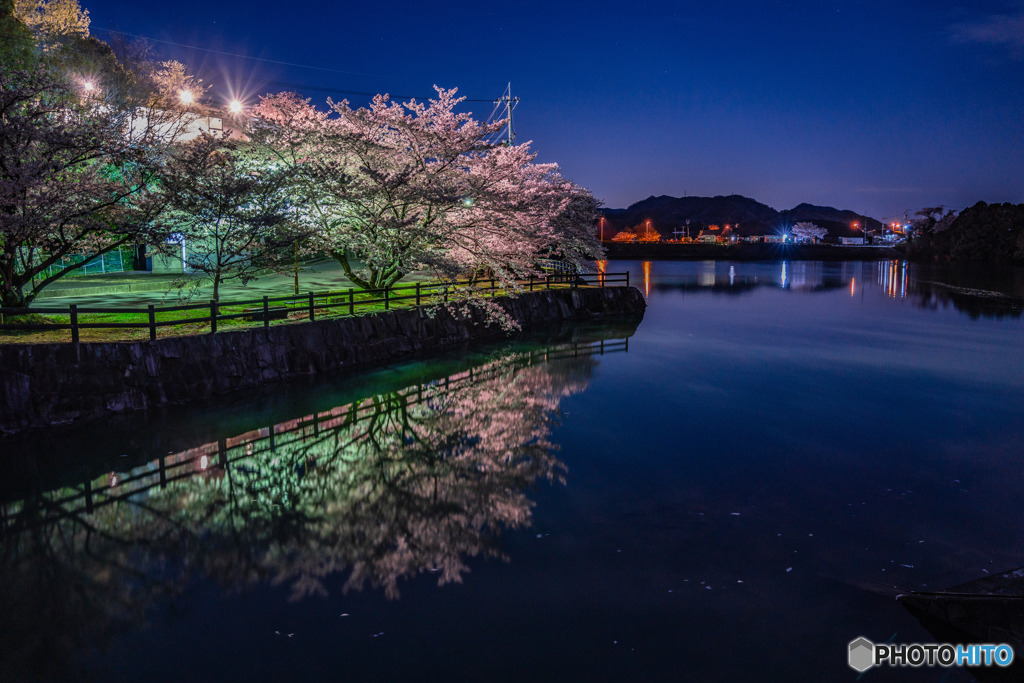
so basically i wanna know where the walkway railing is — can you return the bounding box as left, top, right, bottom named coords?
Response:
left=0, top=271, right=630, bottom=343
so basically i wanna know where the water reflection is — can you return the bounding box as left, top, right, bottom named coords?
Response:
left=0, top=334, right=631, bottom=680
left=633, top=259, right=1024, bottom=318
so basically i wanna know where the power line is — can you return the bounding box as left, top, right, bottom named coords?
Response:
left=94, top=27, right=378, bottom=78
left=257, top=78, right=498, bottom=104
left=94, top=26, right=501, bottom=103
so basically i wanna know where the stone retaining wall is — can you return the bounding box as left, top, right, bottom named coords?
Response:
left=0, top=287, right=646, bottom=434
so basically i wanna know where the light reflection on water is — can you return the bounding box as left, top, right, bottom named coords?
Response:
left=0, top=330, right=634, bottom=681
left=2, top=260, right=1023, bottom=681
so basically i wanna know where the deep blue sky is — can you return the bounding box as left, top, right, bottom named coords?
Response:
left=88, top=0, right=1024, bottom=221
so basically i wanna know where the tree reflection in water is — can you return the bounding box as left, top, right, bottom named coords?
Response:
left=0, top=340, right=618, bottom=679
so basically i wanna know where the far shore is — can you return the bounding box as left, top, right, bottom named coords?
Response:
left=602, top=242, right=903, bottom=261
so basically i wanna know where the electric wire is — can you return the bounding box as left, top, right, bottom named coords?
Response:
left=94, top=26, right=503, bottom=103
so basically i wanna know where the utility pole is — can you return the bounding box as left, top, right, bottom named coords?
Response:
left=497, top=83, right=519, bottom=145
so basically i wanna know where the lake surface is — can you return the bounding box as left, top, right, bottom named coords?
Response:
left=2, top=259, right=1023, bottom=682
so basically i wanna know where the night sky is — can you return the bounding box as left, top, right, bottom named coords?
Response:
left=87, top=0, right=1024, bottom=221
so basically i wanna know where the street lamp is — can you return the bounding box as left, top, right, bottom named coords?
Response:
left=229, top=99, right=243, bottom=114
left=179, top=90, right=194, bottom=105
left=599, top=216, right=606, bottom=242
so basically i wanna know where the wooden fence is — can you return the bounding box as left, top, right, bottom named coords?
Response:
left=0, top=272, right=629, bottom=343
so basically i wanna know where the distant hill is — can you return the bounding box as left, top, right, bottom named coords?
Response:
left=601, top=195, right=883, bottom=239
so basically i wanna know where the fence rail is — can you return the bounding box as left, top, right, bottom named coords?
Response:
left=0, top=271, right=630, bottom=343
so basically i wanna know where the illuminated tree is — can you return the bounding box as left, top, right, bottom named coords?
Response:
left=612, top=228, right=637, bottom=242
left=251, top=89, right=603, bottom=293
left=146, top=59, right=207, bottom=109
left=0, top=66, right=186, bottom=307
left=155, top=133, right=296, bottom=300
left=13, top=0, right=89, bottom=38
left=633, top=221, right=660, bottom=242
left=791, top=221, right=827, bottom=243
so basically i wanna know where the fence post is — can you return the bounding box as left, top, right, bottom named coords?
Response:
left=490, top=277, right=495, bottom=295
left=384, top=286, right=390, bottom=311
left=348, top=289, right=354, bottom=316
left=626, top=271, right=630, bottom=288
left=209, top=300, right=218, bottom=334
left=70, top=304, right=79, bottom=344
left=148, top=304, right=156, bottom=341
left=546, top=275, right=550, bottom=290
left=415, top=282, right=421, bottom=307
left=308, top=292, right=315, bottom=321
left=263, top=296, right=270, bottom=329
left=529, top=275, right=533, bottom=292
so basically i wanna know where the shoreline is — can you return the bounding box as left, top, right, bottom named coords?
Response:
left=0, top=287, right=646, bottom=434
left=601, top=242, right=903, bottom=261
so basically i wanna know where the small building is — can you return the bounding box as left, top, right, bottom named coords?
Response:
left=763, top=235, right=786, bottom=243
left=839, top=237, right=865, bottom=245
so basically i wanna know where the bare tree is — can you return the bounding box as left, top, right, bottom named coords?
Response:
left=155, top=134, right=296, bottom=300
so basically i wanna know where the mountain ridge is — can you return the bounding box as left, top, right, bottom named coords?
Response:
left=601, top=194, right=884, bottom=238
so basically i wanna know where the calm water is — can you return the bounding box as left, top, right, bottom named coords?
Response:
left=2, top=260, right=1023, bottom=682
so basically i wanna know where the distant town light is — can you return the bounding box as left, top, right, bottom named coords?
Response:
left=229, top=99, right=243, bottom=114
left=179, top=90, right=194, bottom=105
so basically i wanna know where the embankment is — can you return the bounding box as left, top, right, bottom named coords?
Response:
left=0, top=287, right=646, bottom=434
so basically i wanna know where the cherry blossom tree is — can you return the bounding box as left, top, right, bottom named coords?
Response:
left=251, top=88, right=603, bottom=293
left=791, top=221, right=827, bottom=243
left=0, top=66, right=182, bottom=307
